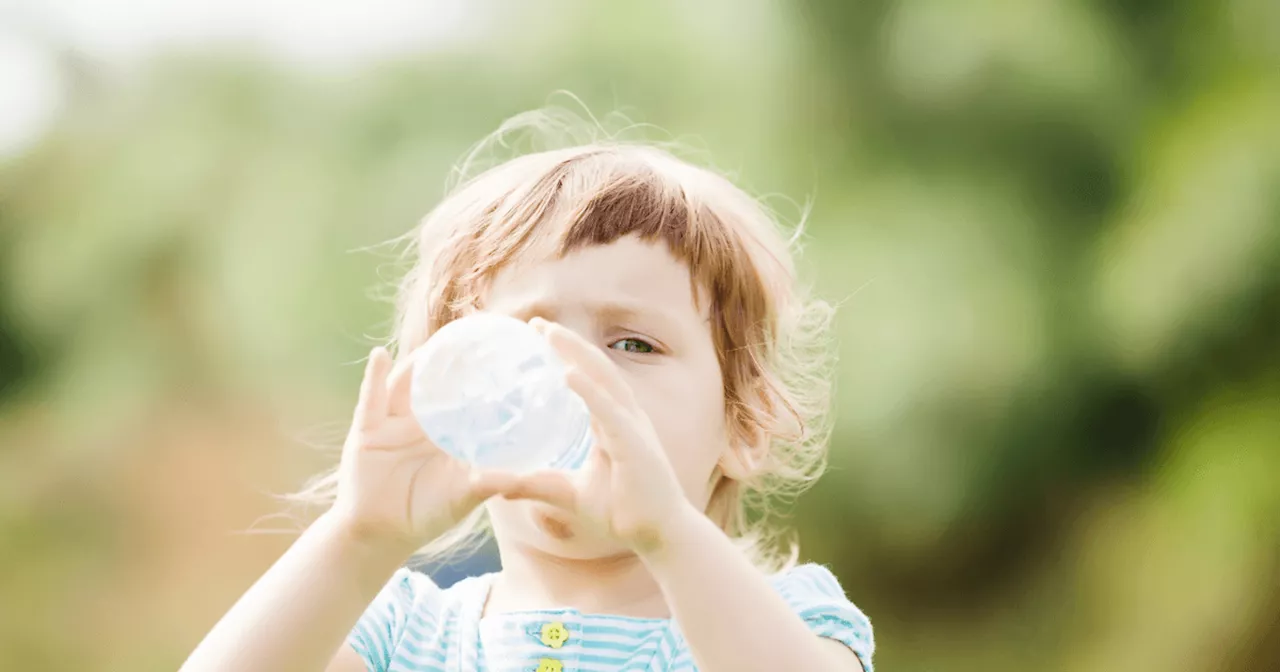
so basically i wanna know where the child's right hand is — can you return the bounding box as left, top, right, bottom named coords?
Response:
left=327, top=346, right=518, bottom=556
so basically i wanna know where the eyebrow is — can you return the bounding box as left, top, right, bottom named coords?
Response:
left=502, top=298, right=686, bottom=330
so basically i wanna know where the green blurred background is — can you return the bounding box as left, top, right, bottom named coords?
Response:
left=1, top=1, right=1278, bottom=670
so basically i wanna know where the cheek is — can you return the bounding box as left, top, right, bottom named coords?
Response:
left=635, top=368, right=729, bottom=490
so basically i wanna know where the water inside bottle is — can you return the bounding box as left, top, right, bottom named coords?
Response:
left=409, top=313, right=594, bottom=473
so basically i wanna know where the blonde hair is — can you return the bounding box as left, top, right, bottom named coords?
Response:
left=288, top=109, right=835, bottom=572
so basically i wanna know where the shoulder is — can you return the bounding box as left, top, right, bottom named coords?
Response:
left=770, top=562, right=851, bottom=602
left=347, top=568, right=491, bottom=672
left=770, top=563, right=876, bottom=672
left=386, top=567, right=495, bottom=633
left=374, top=566, right=490, bottom=613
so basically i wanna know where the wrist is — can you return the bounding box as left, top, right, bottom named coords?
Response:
left=315, top=509, right=419, bottom=570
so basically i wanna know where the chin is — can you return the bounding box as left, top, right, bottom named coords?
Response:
left=489, top=500, right=628, bottom=560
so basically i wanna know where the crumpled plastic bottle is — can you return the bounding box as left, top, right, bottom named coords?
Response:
left=408, top=312, right=593, bottom=474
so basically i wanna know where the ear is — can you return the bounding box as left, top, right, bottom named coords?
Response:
left=719, top=375, right=778, bottom=481
left=719, top=422, right=770, bottom=481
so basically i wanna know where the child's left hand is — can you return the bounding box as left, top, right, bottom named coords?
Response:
left=499, top=317, right=695, bottom=555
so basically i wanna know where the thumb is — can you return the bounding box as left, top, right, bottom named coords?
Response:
left=462, top=469, right=522, bottom=507
left=498, top=470, right=579, bottom=511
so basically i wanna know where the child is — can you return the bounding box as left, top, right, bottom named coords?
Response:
left=180, top=113, right=874, bottom=672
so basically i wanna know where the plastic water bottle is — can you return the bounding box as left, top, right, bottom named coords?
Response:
left=408, top=312, right=593, bottom=474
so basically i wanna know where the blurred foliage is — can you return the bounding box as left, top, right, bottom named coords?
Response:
left=1, top=0, right=1278, bottom=670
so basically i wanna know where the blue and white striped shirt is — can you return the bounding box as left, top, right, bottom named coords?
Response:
left=347, top=563, right=874, bottom=671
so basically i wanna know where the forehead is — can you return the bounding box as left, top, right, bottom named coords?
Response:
left=482, top=236, right=705, bottom=321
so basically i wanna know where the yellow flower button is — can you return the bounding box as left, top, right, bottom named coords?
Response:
left=535, top=658, right=563, bottom=672
left=540, top=621, right=569, bottom=648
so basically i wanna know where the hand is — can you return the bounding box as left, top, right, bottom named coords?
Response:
left=500, top=318, right=694, bottom=556
left=329, top=346, right=519, bottom=556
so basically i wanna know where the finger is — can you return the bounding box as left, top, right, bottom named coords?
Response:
left=353, top=347, right=392, bottom=428
left=423, top=466, right=510, bottom=525
left=588, top=417, right=612, bottom=469
left=385, top=350, right=417, bottom=418
left=579, top=436, right=613, bottom=499
left=565, top=366, right=637, bottom=461
left=462, top=469, right=523, bottom=507
left=534, top=319, right=637, bottom=408
left=499, top=470, right=579, bottom=511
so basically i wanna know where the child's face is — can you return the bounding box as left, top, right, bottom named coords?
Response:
left=482, top=234, right=732, bottom=559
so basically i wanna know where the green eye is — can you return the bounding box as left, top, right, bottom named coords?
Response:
left=610, top=338, right=655, bottom=354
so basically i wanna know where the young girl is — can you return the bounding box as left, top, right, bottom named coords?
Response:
left=180, top=115, right=875, bottom=672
